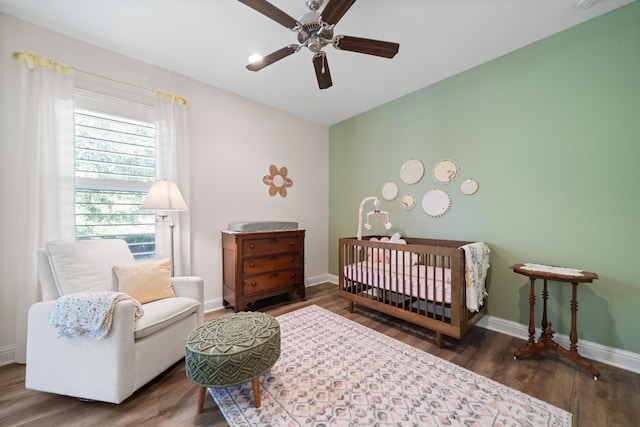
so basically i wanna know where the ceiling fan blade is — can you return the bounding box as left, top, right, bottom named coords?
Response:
left=238, top=0, right=299, bottom=29
left=334, top=35, right=399, bottom=58
left=313, top=52, right=333, bottom=90
left=246, top=45, right=299, bottom=71
left=321, top=0, right=357, bottom=25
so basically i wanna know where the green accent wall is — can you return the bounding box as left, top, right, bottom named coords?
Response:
left=329, top=3, right=640, bottom=354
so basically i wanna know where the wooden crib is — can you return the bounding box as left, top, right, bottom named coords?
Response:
left=338, top=236, right=487, bottom=348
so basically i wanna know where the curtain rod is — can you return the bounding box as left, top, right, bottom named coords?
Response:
left=12, top=51, right=189, bottom=106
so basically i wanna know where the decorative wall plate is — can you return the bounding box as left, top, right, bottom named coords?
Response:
left=433, top=159, right=459, bottom=184
left=381, top=182, right=399, bottom=201
left=400, top=159, right=424, bottom=185
left=460, top=178, right=479, bottom=195
left=400, top=193, right=416, bottom=210
left=422, top=189, right=451, bottom=217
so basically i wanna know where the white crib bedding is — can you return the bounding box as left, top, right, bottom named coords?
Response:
left=343, top=261, right=452, bottom=304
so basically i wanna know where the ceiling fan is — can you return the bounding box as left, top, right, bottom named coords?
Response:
left=238, top=0, right=400, bottom=89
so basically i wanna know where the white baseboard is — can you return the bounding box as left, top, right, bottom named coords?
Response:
left=204, top=274, right=331, bottom=313
left=326, top=277, right=640, bottom=374
left=0, top=345, right=15, bottom=367
left=477, top=314, right=640, bottom=375
left=307, top=273, right=332, bottom=287
left=204, top=297, right=225, bottom=313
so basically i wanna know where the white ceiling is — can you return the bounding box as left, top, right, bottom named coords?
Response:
left=0, top=0, right=635, bottom=125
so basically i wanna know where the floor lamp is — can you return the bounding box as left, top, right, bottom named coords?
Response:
left=141, top=179, right=188, bottom=276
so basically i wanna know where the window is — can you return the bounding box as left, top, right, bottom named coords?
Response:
left=74, top=91, right=157, bottom=259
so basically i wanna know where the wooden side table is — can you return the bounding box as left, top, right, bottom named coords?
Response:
left=511, top=263, right=600, bottom=380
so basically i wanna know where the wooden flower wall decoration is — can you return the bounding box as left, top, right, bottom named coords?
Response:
left=263, top=164, right=293, bottom=197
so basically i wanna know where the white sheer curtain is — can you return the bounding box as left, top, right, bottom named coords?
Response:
left=3, top=57, right=76, bottom=362
left=154, top=96, right=191, bottom=276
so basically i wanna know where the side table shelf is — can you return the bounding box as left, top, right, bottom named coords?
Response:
left=511, top=263, right=600, bottom=380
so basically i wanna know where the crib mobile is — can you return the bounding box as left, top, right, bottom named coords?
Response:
left=356, top=196, right=391, bottom=240
left=366, top=209, right=391, bottom=231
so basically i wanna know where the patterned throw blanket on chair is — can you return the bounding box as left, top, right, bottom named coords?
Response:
left=460, top=242, right=491, bottom=312
left=48, top=292, right=144, bottom=339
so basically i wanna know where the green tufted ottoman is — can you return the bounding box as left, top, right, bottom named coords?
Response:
left=185, top=311, right=280, bottom=412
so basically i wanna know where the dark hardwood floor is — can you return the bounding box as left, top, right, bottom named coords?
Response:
left=1, top=283, right=638, bottom=426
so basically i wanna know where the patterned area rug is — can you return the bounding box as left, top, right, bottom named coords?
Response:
left=209, top=305, right=571, bottom=426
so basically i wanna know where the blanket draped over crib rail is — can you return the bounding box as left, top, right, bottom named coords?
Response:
left=48, top=291, right=144, bottom=339
left=461, top=242, right=490, bottom=312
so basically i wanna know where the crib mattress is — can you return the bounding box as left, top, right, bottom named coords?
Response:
left=343, top=262, right=452, bottom=304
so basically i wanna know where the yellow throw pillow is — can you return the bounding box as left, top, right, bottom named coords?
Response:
left=113, top=259, right=175, bottom=304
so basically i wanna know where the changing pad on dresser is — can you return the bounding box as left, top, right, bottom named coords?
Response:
left=227, top=221, right=299, bottom=232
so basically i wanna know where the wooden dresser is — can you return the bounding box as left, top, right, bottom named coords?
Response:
left=221, top=229, right=306, bottom=312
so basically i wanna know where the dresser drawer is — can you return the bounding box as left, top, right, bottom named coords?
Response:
left=243, top=253, right=302, bottom=273
left=242, top=236, right=302, bottom=257
left=243, top=269, right=302, bottom=294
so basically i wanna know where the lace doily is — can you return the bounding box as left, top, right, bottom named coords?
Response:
left=520, top=263, right=583, bottom=277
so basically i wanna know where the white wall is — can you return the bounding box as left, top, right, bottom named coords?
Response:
left=0, top=13, right=329, bottom=364
left=189, top=85, right=329, bottom=312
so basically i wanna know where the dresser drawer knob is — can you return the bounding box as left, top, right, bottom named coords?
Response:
left=249, top=243, right=255, bottom=249
left=289, top=257, right=294, bottom=262
left=250, top=281, right=257, bottom=287
left=290, top=272, right=296, bottom=278
left=249, top=262, right=255, bottom=267
left=289, top=241, right=294, bottom=246
left=270, top=272, right=279, bottom=278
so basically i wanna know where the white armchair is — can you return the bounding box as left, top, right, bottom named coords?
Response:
left=25, top=239, right=204, bottom=404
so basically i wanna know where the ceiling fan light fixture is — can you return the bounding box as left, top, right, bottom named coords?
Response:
left=248, top=54, right=263, bottom=63
left=307, top=35, right=324, bottom=52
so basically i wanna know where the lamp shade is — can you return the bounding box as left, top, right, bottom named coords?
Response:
left=141, top=179, right=188, bottom=211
